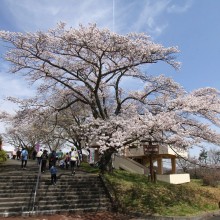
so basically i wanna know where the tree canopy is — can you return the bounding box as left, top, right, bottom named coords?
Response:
left=0, top=23, right=220, bottom=155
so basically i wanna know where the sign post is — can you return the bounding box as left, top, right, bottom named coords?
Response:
left=144, top=143, right=159, bottom=182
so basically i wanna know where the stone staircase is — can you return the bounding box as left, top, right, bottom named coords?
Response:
left=0, top=173, right=37, bottom=215
left=34, top=173, right=112, bottom=214
left=0, top=159, right=112, bottom=217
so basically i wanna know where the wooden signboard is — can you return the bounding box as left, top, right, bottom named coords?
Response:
left=143, top=145, right=159, bottom=155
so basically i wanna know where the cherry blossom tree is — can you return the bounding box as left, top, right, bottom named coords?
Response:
left=208, top=148, right=220, bottom=165
left=0, top=23, right=220, bottom=171
left=0, top=23, right=180, bottom=119
left=0, top=109, right=42, bottom=152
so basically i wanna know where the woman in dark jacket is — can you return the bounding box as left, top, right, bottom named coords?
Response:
left=41, top=150, right=48, bottom=173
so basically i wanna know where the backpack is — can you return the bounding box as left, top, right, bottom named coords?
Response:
left=22, top=150, right=28, bottom=158
left=70, top=151, right=78, bottom=161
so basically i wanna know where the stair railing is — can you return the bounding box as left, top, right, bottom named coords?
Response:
left=32, top=159, right=42, bottom=212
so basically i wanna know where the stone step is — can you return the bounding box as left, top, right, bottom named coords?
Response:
left=0, top=188, right=106, bottom=195
left=0, top=192, right=33, bottom=198
left=0, top=185, right=35, bottom=190
left=37, top=194, right=108, bottom=200
left=39, top=184, right=103, bottom=189
left=0, top=160, right=112, bottom=216
left=0, top=205, right=30, bottom=213
left=0, top=199, right=111, bottom=213
left=41, top=176, right=100, bottom=181
left=0, top=201, right=31, bottom=208
left=0, top=196, right=109, bottom=206
left=37, top=189, right=107, bottom=196
left=0, top=206, right=110, bottom=217
left=0, top=190, right=105, bottom=197
left=0, top=180, right=100, bottom=185
left=0, top=177, right=37, bottom=181
left=0, top=172, right=99, bottom=181
left=36, top=201, right=111, bottom=210
left=0, top=172, right=37, bottom=180
left=38, top=197, right=109, bottom=204
left=0, top=193, right=107, bottom=200
left=0, top=181, right=36, bottom=185
left=0, top=176, right=99, bottom=182
left=0, top=189, right=35, bottom=194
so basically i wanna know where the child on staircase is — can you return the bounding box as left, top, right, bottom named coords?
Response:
left=50, top=165, right=57, bottom=185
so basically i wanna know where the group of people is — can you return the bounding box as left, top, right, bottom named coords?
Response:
left=36, top=147, right=82, bottom=185
left=12, top=149, right=21, bottom=160
left=12, top=146, right=83, bottom=185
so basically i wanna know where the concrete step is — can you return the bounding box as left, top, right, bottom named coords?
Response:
left=38, top=197, right=109, bottom=204
left=0, top=205, right=30, bottom=213
left=40, top=176, right=100, bottom=181
left=37, top=194, right=108, bottom=200
left=0, top=172, right=37, bottom=180
left=0, top=181, right=36, bottom=186
left=36, top=201, right=111, bottom=210
left=0, top=160, right=112, bottom=217
left=0, top=192, right=33, bottom=198
left=37, top=190, right=107, bottom=196
left=0, top=197, right=31, bottom=202
left=0, top=185, right=35, bottom=190
left=38, top=186, right=105, bottom=192
left=0, top=188, right=106, bottom=195
left=0, top=189, right=34, bottom=194
left=0, top=206, right=110, bottom=217
left=0, top=201, right=31, bottom=208
left=38, top=184, right=103, bottom=189
left=0, top=176, right=36, bottom=182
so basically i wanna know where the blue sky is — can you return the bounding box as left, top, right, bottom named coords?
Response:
left=0, top=0, right=219, bottom=155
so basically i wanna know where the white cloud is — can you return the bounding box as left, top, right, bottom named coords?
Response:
left=129, top=0, right=170, bottom=36
left=167, top=0, right=193, bottom=14
left=3, top=0, right=114, bottom=32
left=116, top=0, right=193, bottom=37
left=0, top=74, right=34, bottom=99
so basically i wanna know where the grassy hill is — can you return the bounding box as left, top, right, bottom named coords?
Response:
left=104, top=169, right=220, bottom=217
left=81, top=163, right=220, bottom=217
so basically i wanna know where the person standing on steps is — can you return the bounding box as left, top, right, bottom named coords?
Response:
left=48, top=150, right=56, bottom=169
left=12, top=149, right=16, bottom=159
left=41, top=150, right=48, bottom=173
left=50, top=165, right=57, bottom=185
left=64, top=152, right=70, bottom=169
left=70, top=147, right=78, bottom=175
left=21, top=147, right=28, bottom=169
left=32, top=149, right=37, bottom=160
left=36, top=149, right=43, bottom=165
left=77, top=149, right=82, bottom=167
left=16, top=148, right=21, bottom=160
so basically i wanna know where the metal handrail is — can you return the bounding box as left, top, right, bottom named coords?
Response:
left=32, top=159, right=42, bottom=211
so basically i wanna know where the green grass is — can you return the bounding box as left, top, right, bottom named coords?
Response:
left=104, top=169, right=220, bottom=217
left=0, top=150, right=7, bottom=162
left=80, top=162, right=100, bottom=174
left=80, top=163, right=220, bottom=216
